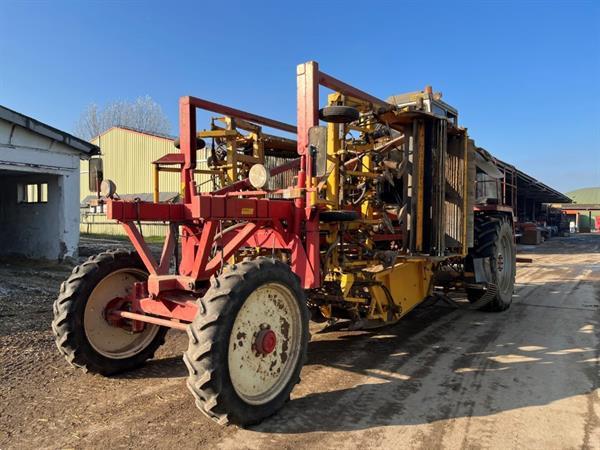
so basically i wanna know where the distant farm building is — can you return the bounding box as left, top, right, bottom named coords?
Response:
left=80, top=127, right=212, bottom=237
left=551, top=187, right=600, bottom=232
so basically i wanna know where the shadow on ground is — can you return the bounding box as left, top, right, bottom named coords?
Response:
left=116, top=275, right=599, bottom=435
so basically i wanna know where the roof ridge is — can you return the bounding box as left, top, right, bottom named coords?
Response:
left=91, top=126, right=175, bottom=142
left=0, top=104, right=99, bottom=155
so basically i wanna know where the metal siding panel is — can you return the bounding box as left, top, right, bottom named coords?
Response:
left=80, top=128, right=180, bottom=237
left=93, top=128, right=180, bottom=197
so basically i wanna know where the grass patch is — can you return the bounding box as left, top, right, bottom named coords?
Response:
left=80, top=233, right=166, bottom=244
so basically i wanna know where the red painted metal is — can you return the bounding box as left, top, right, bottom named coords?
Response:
left=296, top=61, right=319, bottom=158
left=153, top=153, right=185, bottom=165
left=200, top=222, right=258, bottom=278
left=186, top=96, right=296, bottom=134
left=179, top=97, right=196, bottom=203
left=121, top=221, right=159, bottom=275
left=105, top=63, right=390, bottom=331
left=158, top=226, right=177, bottom=274
left=108, top=200, right=185, bottom=222
left=319, top=71, right=388, bottom=107
left=190, top=220, right=217, bottom=279
left=147, top=274, right=196, bottom=295
left=255, top=329, right=277, bottom=355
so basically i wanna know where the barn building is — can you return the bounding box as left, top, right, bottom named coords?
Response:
left=79, top=127, right=183, bottom=237
left=0, top=105, right=98, bottom=260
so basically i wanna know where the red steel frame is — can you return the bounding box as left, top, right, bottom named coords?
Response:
left=104, top=61, right=388, bottom=331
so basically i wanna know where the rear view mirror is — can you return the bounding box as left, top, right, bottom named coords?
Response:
left=308, top=126, right=327, bottom=178
left=89, top=157, right=104, bottom=193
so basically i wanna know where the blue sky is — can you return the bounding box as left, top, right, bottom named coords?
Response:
left=1, top=0, right=598, bottom=192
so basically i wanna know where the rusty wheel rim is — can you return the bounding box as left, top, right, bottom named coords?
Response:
left=228, top=282, right=302, bottom=405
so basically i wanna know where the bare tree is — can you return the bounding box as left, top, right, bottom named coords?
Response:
left=74, top=96, right=171, bottom=141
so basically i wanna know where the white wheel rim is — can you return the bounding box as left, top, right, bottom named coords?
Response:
left=228, top=282, right=302, bottom=405
left=84, top=268, right=160, bottom=359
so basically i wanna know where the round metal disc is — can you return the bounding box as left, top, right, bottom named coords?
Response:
left=84, top=268, right=160, bottom=359
left=249, top=164, right=268, bottom=189
left=228, top=283, right=302, bottom=405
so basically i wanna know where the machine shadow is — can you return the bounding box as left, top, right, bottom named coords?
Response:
left=118, top=355, right=186, bottom=379
left=118, top=297, right=453, bottom=381
left=116, top=277, right=598, bottom=434
left=249, top=279, right=599, bottom=434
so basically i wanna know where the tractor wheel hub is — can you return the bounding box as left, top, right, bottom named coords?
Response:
left=255, top=329, right=276, bottom=355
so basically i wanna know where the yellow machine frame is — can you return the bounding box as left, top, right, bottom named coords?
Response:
left=315, top=90, right=469, bottom=326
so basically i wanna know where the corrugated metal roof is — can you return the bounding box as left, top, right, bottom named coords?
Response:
left=566, top=187, right=600, bottom=204
left=476, top=147, right=571, bottom=204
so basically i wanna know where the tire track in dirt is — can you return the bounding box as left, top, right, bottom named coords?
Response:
left=219, top=235, right=600, bottom=449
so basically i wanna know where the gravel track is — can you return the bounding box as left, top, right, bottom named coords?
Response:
left=1, top=235, right=598, bottom=449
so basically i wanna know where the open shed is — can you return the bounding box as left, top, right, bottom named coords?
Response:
left=0, top=105, right=98, bottom=260
left=476, top=147, right=571, bottom=222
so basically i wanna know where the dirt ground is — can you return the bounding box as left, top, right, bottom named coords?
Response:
left=1, top=234, right=599, bottom=449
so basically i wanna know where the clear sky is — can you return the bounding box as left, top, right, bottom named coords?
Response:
left=1, top=0, right=598, bottom=193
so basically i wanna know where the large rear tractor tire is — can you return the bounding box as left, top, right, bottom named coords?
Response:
left=467, top=216, right=516, bottom=312
left=52, top=250, right=168, bottom=375
left=184, top=257, right=309, bottom=426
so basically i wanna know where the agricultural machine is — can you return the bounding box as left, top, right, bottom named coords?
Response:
left=52, top=61, right=515, bottom=426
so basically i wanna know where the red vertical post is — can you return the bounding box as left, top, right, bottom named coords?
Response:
left=190, top=220, right=217, bottom=279
left=296, top=61, right=319, bottom=218
left=179, top=97, right=197, bottom=204
left=296, top=61, right=320, bottom=289
left=296, top=61, right=319, bottom=169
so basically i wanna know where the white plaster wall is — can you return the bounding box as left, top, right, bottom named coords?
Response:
left=0, top=118, right=85, bottom=260
left=60, top=168, right=81, bottom=258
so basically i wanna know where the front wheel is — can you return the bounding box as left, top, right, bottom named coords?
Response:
left=183, top=257, right=309, bottom=426
left=52, top=250, right=168, bottom=375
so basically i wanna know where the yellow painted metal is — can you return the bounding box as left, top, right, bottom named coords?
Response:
left=310, top=177, right=318, bottom=206
left=197, top=129, right=238, bottom=138
left=310, top=86, right=472, bottom=328
left=225, top=117, right=237, bottom=183
left=325, top=93, right=342, bottom=209
left=332, top=259, right=434, bottom=325
left=360, top=120, right=375, bottom=221
left=326, top=121, right=341, bottom=208
left=344, top=297, right=368, bottom=304
left=203, top=117, right=266, bottom=185
left=340, top=272, right=355, bottom=297
left=371, top=260, right=434, bottom=321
